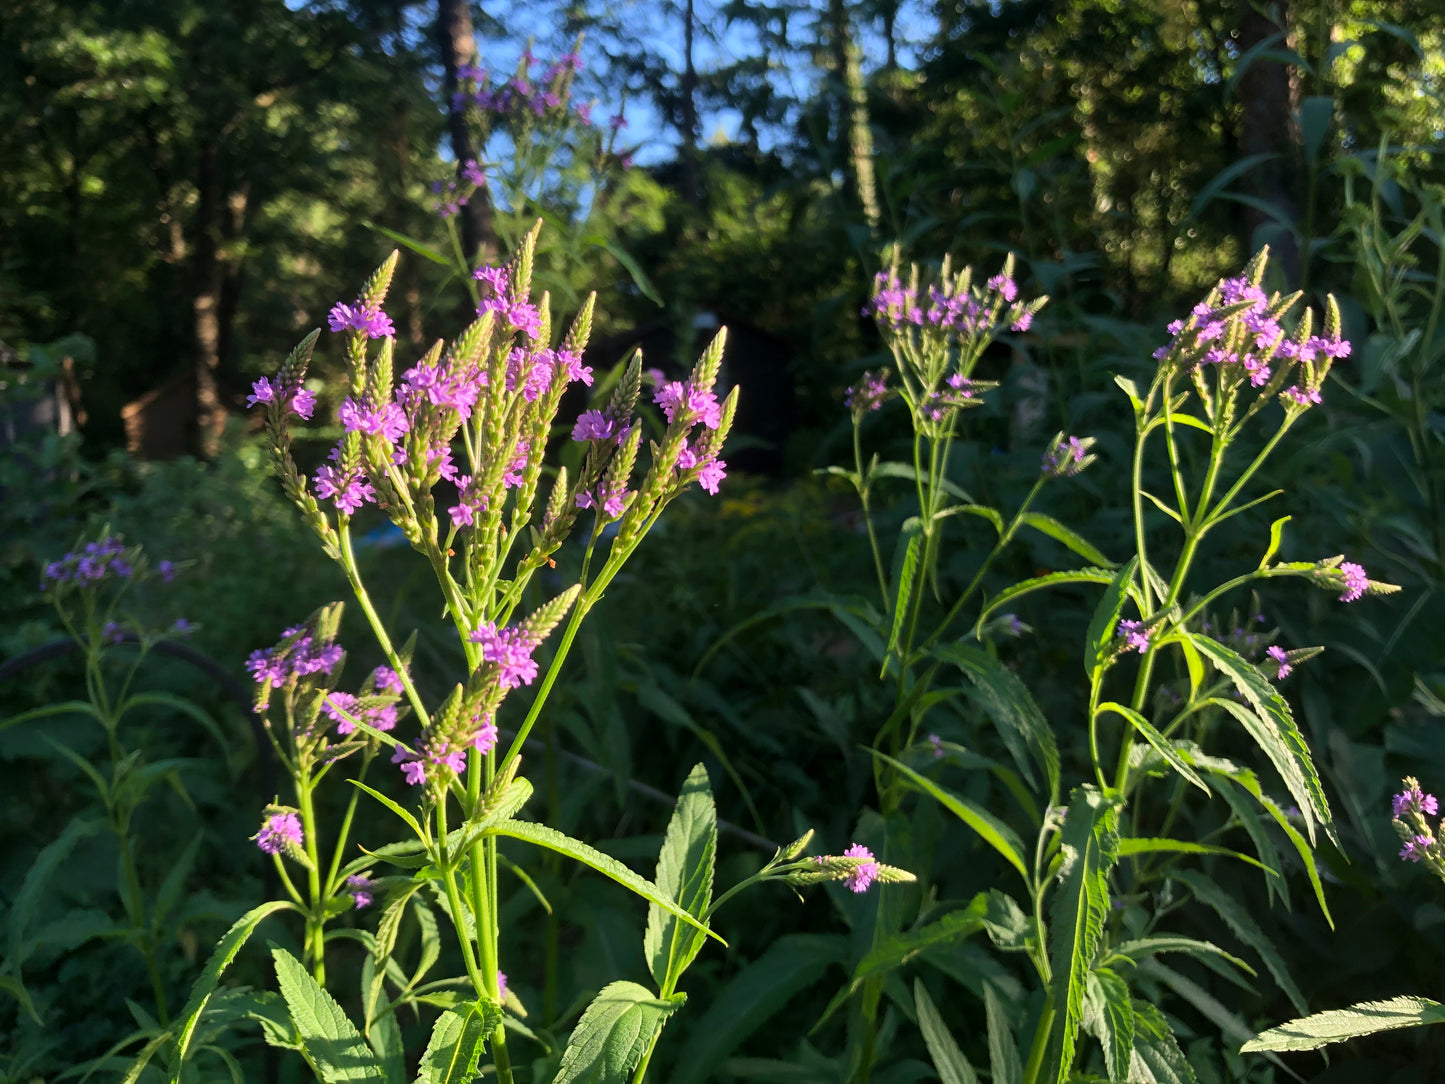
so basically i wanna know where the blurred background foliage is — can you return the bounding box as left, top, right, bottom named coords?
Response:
left=6, top=0, right=1445, bottom=1081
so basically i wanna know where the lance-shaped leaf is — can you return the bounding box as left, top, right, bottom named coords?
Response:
left=986, top=983, right=1023, bottom=1084
left=886, top=528, right=923, bottom=668
left=486, top=820, right=722, bottom=945
left=1083, top=967, right=1134, bottom=1081
left=1020, top=513, right=1115, bottom=568
left=645, top=763, right=717, bottom=990
left=173, top=900, right=295, bottom=1061
left=1046, top=787, right=1119, bottom=1084
left=1242, top=996, right=1445, bottom=1053
left=915, top=979, right=979, bottom=1084
left=932, top=643, right=1059, bottom=798
left=272, top=947, right=386, bottom=1082
left=1084, top=557, right=1138, bottom=678
left=1097, top=701, right=1207, bottom=795
left=1130, top=1000, right=1197, bottom=1083
left=873, top=751, right=1029, bottom=882
left=1188, top=634, right=1334, bottom=846
left=553, top=981, right=685, bottom=1084
left=414, top=999, right=502, bottom=1084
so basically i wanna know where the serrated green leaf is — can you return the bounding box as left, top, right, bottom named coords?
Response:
left=976, top=568, right=1120, bottom=637
left=487, top=820, right=721, bottom=945
left=1242, top=996, right=1445, bottom=1053
left=1171, top=870, right=1307, bottom=1014
left=981, top=890, right=1033, bottom=953
left=413, top=999, right=501, bottom=1084
left=1085, top=558, right=1138, bottom=678
left=1097, top=701, right=1208, bottom=795
left=1084, top=967, right=1134, bottom=1081
left=986, top=983, right=1022, bottom=1084
left=351, top=781, right=427, bottom=843
left=872, top=751, right=1029, bottom=881
left=915, top=979, right=978, bottom=1084
left=9, top=816, right=103, bottom=973
left=887, top=531, right=922, bottom=666
left=932, top=643, right=1059, bottom=798
left=1046, top=787, right=1119, bottom=1084
left=1189, top=633, right=1334, bottom=846
left=1131, top=1000, right=1197, bottom=1083
left=1110, top=937, right=1256, bottom=977
left=553, top=981, right=684, bottom=1084
left=173, top=901, right=295, bottom=1061
left=272, top=947, right=386, bottom=1082
left=1115, top=836, right=1270, bottom=872
left=1021, top=513, right=1115, bottom=568
left=367, top=883, right=424, bottom=1029
left=854, top=895, right=988, bottom=981
left=367, top=997, right=406, bottom=1084
left=645, top=764, right=717, bottom=990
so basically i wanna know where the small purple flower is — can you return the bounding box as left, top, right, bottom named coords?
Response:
left=1042, top=434, right=1092, bottom=478
left=1339, top=561, right=1368, bottom=603
left=1393, top=786, right=1439, bottom=818
left=571, top=409, right=618, bottom=443
left=1266, top=645, right=1291, bottom=680
left=246, top=378, right=276, bottom=408
left=1010, top=311, right=1034, bottom=333
left=609, top=112, right=627, bottom=131
left=468, top=622, right=541, bottom=690
left=101, top=621, right=125, bottom=645
left=346, top=874, right=377, bottom=909
left=462, top=158, right=485, bottom=187
left=156, top=560, right=176, bottom=583
left=1401, top=835, right=1433, bottom=862
left=328, top=301, right=395, bottom=340
left=170, top=618, right=194, bottom=638
left=1118, top=619, right=1151, bottom=654
left=256, top=811, right=304, bottom=856
left=654, top=381, right=721, bottom=429
left=845, top=371, right=888, bottom=413
left=1281, top=385, right=1323, bottom=407
left=987, top=274, right=1018, bottom=302
left=696, top=457, right=727, bottom=495
left=929, top=734, right=944, bottom=759
left=374, top=666, right=404, bottom=695
left=497, top=970, right=509, bottom=997
left=843, top=844, right=879, bottom=893
left=292, top=388, right=317, bottom=420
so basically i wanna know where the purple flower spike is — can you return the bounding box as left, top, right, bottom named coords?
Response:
left=345, top=874, right=377, bottom=909
left=1117, top=619, right=1151, bottom=654
left=1266, top=645, right=1291, bottom=680
left=843, top=844, right=880, bottom=893
left=1401, top=835, right=1433, bottom=863
left=845, top=371, right=889, bottom=413
left=256, top=811, right=304, bottom=855
left=1393, top=786, right=1439, bottom=819
left=1339, top=561, right=1368, bottom=603
left=468, top=622, right=541, bottom=689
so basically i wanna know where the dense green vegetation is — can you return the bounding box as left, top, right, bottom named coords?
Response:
left=5, top=1, right=1445, bottom=1082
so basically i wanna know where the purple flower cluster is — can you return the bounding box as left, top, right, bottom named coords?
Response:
left=345, top=874, right=377, bottom=908
left=1265, top=645, right=1291, bottom=680
left=1117, top=619, right=1152, bottom=654
left=576, top=478, right=632, bottom=517
left=328, top=300, right=395, bottom=340
left=653, top=379, right=728, bottom=494
left=322, top=692, right=399, bottom=735
left=842, top=843, right=879, bottom=893
left=391, top=710, right=498, bottom=787
left=844, top=371, right=888, bottom=413
left=255, top=811, right=303, bottom=856
left=450, top=52, right=591, bottom=127
left=1394, top=785, right=1439, bottom=819
left=864, top=266, right=1037, bottom=338
left=247, top=377, right=317, bottom=419
left=1339, top=560, right=1368, bottom=603
left=921, top=374, right=978, bottom=422
left=246, top=624, right=344, bottom=686
left=42, top=537, right=135, bottom=588
left=1042, top=434, right=1095, bottom=479
left=1152, top=272, right=1349, bottom=403
left=468, top=622, right=541, bottom=689
left=475, top=264, right=542, bottom=340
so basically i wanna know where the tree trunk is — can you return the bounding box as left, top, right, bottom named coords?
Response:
left=216, top=183, right=248, bottom=397
left=1237, top=0, right=1300, bottom=283
left=828, top=0, right=879, bottom=234
left=192, top=140, right=225, bottom=457
left=679, top=0, right=700, bottom=204
left=437, top=0, right=494, bottom=264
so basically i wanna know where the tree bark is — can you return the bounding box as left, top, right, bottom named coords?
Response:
left=1236, top=0, right=1301, bottom=283
left=192, top=140, right=225, bottom=457
left=437, top=0, right=494, bottom=265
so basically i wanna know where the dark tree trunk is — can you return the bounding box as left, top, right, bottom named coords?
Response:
left=192, top=140, right=225, bottom=456
left=216, top=183, right=249, bottom=394
left=679, top=0, right=700, bottom=205
left=437, top=0, right=494, bottom=265
left=1237, top=0, right=1300, bottom=283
